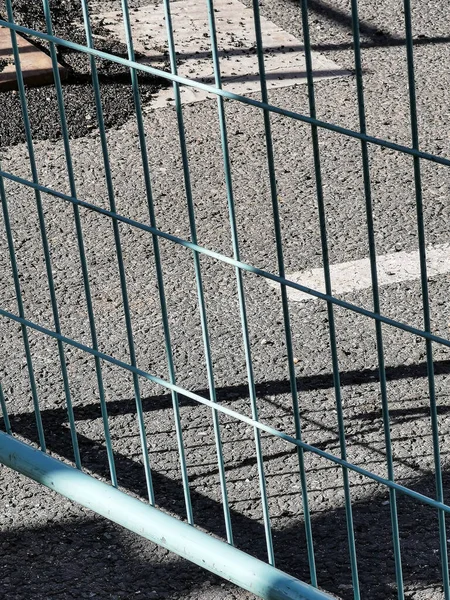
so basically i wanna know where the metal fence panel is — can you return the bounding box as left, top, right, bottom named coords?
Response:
left=0, top=0, right=449, bottom=599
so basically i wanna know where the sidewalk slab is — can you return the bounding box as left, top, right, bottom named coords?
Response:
left=91, top=0, right=350, bottom=109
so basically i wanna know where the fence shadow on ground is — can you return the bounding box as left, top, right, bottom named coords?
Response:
left=287, top=0, right=450, bottom=53
left=2, top=363, right=449, bottom=600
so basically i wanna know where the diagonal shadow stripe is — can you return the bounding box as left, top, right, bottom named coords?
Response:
left=2, top=360, right=450, bottom=597
left=301, top=0, right=402, bottom=41
left=4, top=357, right=445, bottom=426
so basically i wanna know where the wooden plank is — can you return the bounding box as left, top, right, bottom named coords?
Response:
left=0, top=26, right=67, bottom=91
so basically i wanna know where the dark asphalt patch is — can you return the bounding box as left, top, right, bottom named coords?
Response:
left=0, top=0, right=168, bottom=147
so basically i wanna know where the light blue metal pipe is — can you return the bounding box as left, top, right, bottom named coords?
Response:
left=0, top=432, right=332, bottom=600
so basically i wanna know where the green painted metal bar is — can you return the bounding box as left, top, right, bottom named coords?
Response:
left=299, top=2, right=360, bottom=595
left=0, top=172, right=45, bottom=450
left=0, top=431, right=333, bottom=600
left=250, top=0, right=316, bottom=581
left=349, top=0, right=404, bottom=596
left=5, top=0, right=81, bottom=468
left=78, top=0, right=155, bottom=505
left=118, top=0, right=194, bottom=525
left=2, top=19, right=450, bottom=169
left=40, top=0, right=118, bottom=488
left=161, top=0, right=233, bottom=540
left=204, top=0, right=277, bottom=558
left=4, top=305, right=450, bottom=518
left=4, top=165, right=450, bottom=352
left=0, top=383, right=11, bottom=435
left=402, top=1, right=450, bottom=597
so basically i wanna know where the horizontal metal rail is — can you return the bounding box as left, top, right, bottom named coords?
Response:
left=1, top=305, right=450, bottom=517
left=0, top=431, right=332, bottom=600
left=0, top=19, right=449, bottom=169
left=1, top=167, right=449, bottom=350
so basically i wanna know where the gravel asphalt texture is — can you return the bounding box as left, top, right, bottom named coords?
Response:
left=0, top=0, right=167, bottom=145
left=2, top=0, right=450, bottom=599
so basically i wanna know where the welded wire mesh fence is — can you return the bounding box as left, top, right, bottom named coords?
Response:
left=0, top=0, right=450, bottom=599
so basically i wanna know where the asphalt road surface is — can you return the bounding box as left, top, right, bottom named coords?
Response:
left=2, top=0, right=450, bottom=599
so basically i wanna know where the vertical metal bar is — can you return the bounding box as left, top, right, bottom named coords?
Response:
left=5, top=0, right=81, bottom=469
left=79, top=0, right=155, bottom=504
left=40, top=0, right=117, bottom=487
left=299, top=1, right=360, bottom=596
left=349, top=1, right=404, bottom=596
left=0, top=173, right=45, bottom=448
left=118, top=0, right=194, bottom=524
left=204, top=0, right=278, bottom=555
left=402, top=1, right=449, bottom=596
left=5, top=4, right=81, bottom=468
left=0, top=383, right=12, bottom=435
left=249, top=0, right=316, bottom=580
left=160, top=0, right=234, bottom=537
